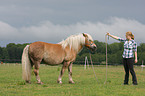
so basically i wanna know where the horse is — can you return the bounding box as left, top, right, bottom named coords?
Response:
left=22, top=33, right=97, bottom=84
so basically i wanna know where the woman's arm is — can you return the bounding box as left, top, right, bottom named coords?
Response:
left=134, top=51, right=138, bottom=63
left=133, top=41, right=138, bottom=63
left=106, top=32, right=119, bottom=40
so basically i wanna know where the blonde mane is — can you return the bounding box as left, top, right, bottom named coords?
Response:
left=58, top=33, right=93, bottom=53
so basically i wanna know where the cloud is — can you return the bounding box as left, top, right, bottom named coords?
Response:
left=0, top=21, right=19, bottom=40
left=0, top=17, right=145, bottom=46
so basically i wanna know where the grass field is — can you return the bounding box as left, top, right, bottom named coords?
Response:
left=0, top=64, right=145, bottom=96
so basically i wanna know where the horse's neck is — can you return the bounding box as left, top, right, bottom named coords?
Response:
left=77, top=45, right=83, bottom=53
left=63, top=45, right=83, bottom=62
left=65, top=45, right=83, bottom=54
left=71, top=45, right=83, bottom=54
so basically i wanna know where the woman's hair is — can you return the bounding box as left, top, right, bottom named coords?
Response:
left=126, top=31, right=134, bottom=40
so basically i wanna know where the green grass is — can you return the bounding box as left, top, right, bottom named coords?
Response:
left=0, top=64, right=145, bottom=96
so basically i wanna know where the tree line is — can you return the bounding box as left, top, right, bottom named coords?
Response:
left=0, top=40, right=145, bottom=65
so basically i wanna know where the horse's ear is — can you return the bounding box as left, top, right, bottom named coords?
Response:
left=82, top=33, right=88, bottom=37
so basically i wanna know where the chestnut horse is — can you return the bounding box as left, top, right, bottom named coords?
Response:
left=22, top=33, right=97, bottom=84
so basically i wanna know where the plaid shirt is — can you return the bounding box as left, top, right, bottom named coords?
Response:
left=118, top=38, right=137, bottom=58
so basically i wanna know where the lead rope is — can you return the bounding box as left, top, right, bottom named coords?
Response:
left=104, top=35, right=109, bottom=84
left=89, top=53, right=99, bottom=83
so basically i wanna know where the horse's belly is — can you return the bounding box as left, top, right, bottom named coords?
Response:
left=44, top=58, right=63, bottom=65
left=43, top=54, right=64, bottom=65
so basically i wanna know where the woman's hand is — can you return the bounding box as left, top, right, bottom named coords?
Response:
left=106, top=32, right=110, bottom=36
left=135, top=59, right=138, bottom=63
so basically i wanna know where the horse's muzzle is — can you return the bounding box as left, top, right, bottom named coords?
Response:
left=89, top=45, right=97, bottom=54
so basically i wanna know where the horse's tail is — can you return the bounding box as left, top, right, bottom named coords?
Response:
left=22, top=45, right=31, bottom=82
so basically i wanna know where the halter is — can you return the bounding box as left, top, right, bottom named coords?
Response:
left=85, top=40, right=95, bottom=47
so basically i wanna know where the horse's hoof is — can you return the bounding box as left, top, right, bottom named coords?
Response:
left=57, top=80, right=62, bottom=84
left=37, top=82, right=44, bottom=85
left=26, top=80, right=31, bottom=84
left=69, top=81, right=75, bottom=84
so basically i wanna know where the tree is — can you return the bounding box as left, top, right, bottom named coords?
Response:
left=138, top=43, right=145, bottom=64
left=0, top=47, right=2, bottom=58
left=1, top=48, right=9, bottom=62
left=94, top=40, right=106, bottom=54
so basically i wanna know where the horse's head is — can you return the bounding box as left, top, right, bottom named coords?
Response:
left=83, top=33, right=97, bottom=54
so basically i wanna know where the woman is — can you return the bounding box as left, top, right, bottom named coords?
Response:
left=107, top=32, right=138, bottom=85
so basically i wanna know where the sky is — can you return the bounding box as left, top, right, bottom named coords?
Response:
left=0, top=0, right=145, bottom=47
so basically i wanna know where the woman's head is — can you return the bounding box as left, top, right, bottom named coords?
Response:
left=126, top=31, right=134, bottom=40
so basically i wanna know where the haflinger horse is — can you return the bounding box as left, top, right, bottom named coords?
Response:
left=22, top=33, right=97, bottom=84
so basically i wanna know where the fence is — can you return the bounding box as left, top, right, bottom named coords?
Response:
left=0, top=59, right=21, bottom=63
left=0, top=59, right=143, bottom=66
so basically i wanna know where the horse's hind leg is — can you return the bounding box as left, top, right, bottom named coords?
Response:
left=34, top=61, right=43, bottom=84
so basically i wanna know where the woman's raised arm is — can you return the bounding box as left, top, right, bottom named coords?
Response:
left=106, top=32, right=119, bottom=40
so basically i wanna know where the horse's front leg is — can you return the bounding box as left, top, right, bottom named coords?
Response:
left=68, top=62, right=75, bottom=84
left=57, top=61, right=70, bottom=84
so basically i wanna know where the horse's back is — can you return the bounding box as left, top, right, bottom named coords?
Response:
left=29, top=41, right=65, bottom=64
